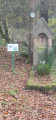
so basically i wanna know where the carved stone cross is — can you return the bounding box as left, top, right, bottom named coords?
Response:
left=41, top=35, right=44, bottom=43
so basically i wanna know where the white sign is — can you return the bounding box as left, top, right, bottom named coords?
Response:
left=7, top=44, right=18, bottom=51
left=30, top=12, right=35, bottom=18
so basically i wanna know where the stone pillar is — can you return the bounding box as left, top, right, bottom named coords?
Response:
left=33, top=39, right=37, bottom=48
left=33, top=48, right=38, bottom=69
left=48, top=38, right=52, bottom=53
left=32, top=39, right=38, bottom=70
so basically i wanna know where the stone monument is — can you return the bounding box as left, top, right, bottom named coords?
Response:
left=32, top=17, right=53, bottom=69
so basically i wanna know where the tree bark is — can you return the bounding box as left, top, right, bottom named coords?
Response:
left=3, top=19, right=10, bottom=43
left=29, top=0, right=35, bottom=62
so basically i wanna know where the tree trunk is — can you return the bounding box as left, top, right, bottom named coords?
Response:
left=3, top=19, right=10, bottom=43
left=29, top=0, right=35, bottom=62
left=40, top=0, right=48, bottom=23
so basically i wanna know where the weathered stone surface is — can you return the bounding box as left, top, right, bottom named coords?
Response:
left=32, top=17, right=53, bottom=39
left=33, top=47, right=38, bottom=68
left=32, top=17, right=53, bottom=68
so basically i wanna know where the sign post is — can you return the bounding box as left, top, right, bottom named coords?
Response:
left=12, top=51, right=14, bottom=72
left=7, top=44, right=18, bottom=72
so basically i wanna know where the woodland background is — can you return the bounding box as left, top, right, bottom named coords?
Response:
left=0, top=0, right=56, bottom=46
left=0, top=1, right=56, bottom=119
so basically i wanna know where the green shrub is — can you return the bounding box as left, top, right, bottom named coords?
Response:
left=20, top=46, right=29, bottom=58
left=26, top=56, right=30, bottom=63
left=37, top=63, right=52, bottom=76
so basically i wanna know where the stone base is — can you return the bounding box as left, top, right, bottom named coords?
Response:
left=32, top=65, right=37, bottom=70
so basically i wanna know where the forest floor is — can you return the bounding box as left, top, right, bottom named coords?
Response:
left=0, top=47, right=56, bottom=120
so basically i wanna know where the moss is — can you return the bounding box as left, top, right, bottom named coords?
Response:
left=37, top=48, right=47, bottom=50
left=48, top=18, right=56, bottom=27
left=30, top=70, right=35, bottom=77
left=26, top=75, right=56, bottom=93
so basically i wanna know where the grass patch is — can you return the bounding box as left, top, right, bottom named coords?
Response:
left=25, top=106, right=29, bottom=109
left=3, top=64, right=9, bottom=68
left=0, top=68, right=2, bottom=70
left=9, top=90, right=16, bottom=97
left=1, top=101, right=6, bottom=107
left=52, top=95, right=56, bottom=97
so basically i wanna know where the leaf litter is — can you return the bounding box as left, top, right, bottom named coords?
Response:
left=0, top=47, right=56, bottom=120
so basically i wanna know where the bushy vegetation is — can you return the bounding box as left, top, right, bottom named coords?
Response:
left=37, top=50, right=54, bottom=76
left=37, top=63, right=52, bottom=76
left=20, top=46, right=29, bottom=58
left=0, top=36, right=7, bottom=46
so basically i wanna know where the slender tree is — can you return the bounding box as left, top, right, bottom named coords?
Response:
left=0, top=24, right=5, bottom=39
left=3, top=19, right=10, bottom=43
left=29, top=0, right=35, bottom=62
